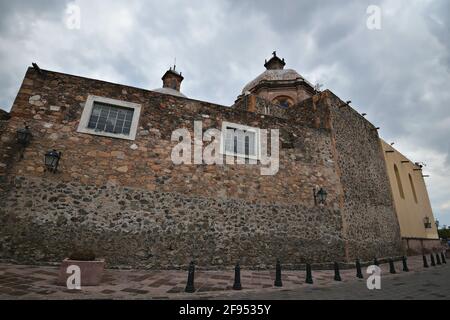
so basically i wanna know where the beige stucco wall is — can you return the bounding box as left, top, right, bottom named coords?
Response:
left=381, top=140, right=439, bottom=239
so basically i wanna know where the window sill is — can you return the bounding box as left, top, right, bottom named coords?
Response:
left=77, top=128, right=136, bottom=141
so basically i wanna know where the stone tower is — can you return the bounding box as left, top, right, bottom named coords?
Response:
left=152, top=65, right=187, bottom=98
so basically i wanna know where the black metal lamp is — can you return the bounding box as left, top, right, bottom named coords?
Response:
left=16, top=125, right=32, bottom=146
left=423, top=217, right=432, bottom=229
left=313, top=187, right=328, bottom=205
left=44, top=149, right=62, bottom=173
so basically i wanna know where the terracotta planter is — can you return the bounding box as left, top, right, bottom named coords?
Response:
left=58, top=258, right=105, bottom=286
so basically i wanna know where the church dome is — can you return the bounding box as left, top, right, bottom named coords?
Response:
left=241, top=69, right=306, bottom=94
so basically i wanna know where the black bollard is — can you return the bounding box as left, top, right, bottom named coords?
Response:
left=441, top=252, right=447, bottom=264
left=423, top=255, right=429, bottom=268
left=334, top=262, right=342, bottom=281
left=389, top=258, right=396, bottom=274
left=233, top=262, right=242, bottom=290
left=356, top=259, right=364, bottom=279
left=373, top=257, right=379, bottom=266
left=402, top=256, right=409, bottom=272
left=436, top=253, right=442, bottom=265
left=274, top=259, right=283, bottom=287
left=185, top=261, right=196, bottom=293
left=305, top=263, right=313, bottom=284
left=430, top=253, right=436, bottom=267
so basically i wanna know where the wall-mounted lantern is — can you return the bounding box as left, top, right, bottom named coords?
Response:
left=44, top=149, right=62, bottom=173
left=313, top=187, right=328, bottom=206
left=16, top=125, right=32, bottom=146
left=423, top=217, right=432, bottom=229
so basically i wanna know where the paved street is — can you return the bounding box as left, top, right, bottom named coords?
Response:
left=0, top=255, right=448, bottom=300
left=211, top=262, right=450, bottom=300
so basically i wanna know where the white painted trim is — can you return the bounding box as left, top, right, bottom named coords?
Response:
left=220, top=121, right=260, bottom=160
left=77, top=95, right=141, bottom=141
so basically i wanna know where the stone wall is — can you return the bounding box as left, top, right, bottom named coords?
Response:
left=325, top=91, right=404, bottom=259
left=402, top=238, right=443, bottom=256
left=0, top=109, right=10, bottom=120
left=0, top=67, right=405, bottom=268
left=0, top=67, right=345, bottom=268
left=2, top=67, right=340, bottom=206
left=0, top=176, right=345, bottom=269
left=0, top=117, right=14, bottom=193
left=233, top=94, right=289, bottom=119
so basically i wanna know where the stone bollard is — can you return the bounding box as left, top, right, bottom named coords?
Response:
left=356, top=259, right=364, bottom=279
left=233, top=262, right=242, bottom=290
left=274, top=259, right=283, bottom=287
left=333, top=262, right=342, bottom=281
left=430, top=253, right=436, bottom=267
left=185, top=261, right=196, bottom=293
left=436, top=253, right=442, bottom=265
left=402, top=256, right=409, bottom=272
left=305, top=263, right=313, bottom=284
left=423, top=255, right=429, bottom=268
left=389, top=258, right=396, bottom=274
left=373, top=257, right=379, bottom=266
left=441, top=252, right=447, bottom=264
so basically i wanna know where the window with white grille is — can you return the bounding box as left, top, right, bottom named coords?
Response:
left=221, top=121, right=260, bottom=159
left=88, top=102, right=134, bottom=135
left=77, top=95, right=141, bottom=140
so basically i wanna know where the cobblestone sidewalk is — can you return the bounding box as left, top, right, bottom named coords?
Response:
left=0, top=255, right=447, bottom=299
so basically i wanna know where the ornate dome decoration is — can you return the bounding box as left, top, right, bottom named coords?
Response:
left=236, top=52, right=315, bottom=108
left=242, top=69, right=306, bottom=95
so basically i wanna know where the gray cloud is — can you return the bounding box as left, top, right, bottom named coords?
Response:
left=0, top=0, right=449, bottom=225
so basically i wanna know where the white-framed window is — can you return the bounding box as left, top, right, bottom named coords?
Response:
left=220, top=121, right=260, bottom=160
left=77, top=95, right=141, bottom=140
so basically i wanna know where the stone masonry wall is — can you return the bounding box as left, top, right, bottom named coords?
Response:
left=234, top=94, right=289, bottom=119
left=0, top=67, right=346, bottom=268
left=402, top=238, right=443, bottom=256
left=0, top=176, right=345, bottom=269
left=2, top=67, right=340, bottom=206
left=324, top=91, right=404, bottom=260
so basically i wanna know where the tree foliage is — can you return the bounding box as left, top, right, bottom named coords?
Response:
left=438, top=228, right=450, bottom=240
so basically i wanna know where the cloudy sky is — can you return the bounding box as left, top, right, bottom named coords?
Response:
left=0, top=0, right=449, bottom=226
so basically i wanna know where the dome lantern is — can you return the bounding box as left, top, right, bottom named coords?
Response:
left=264, top=51, right=286, bottom=70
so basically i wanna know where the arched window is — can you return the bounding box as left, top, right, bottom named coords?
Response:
left=409, top=174, right=418, bottom=203
left=394, top=165, right=405, bottom=199
left=272, top=96, right=294, bottom=109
